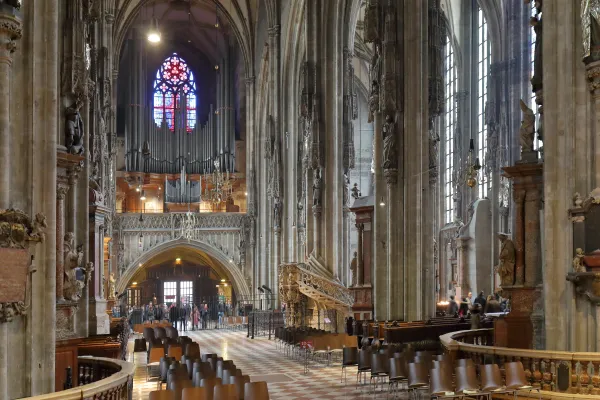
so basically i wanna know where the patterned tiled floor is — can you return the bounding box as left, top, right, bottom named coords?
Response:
left=129, top=328, right=402, bottom=399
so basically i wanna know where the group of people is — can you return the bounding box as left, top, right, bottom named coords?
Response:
left=447, top=291, right=509, bottom=317
left=140, top=300, right=211, bottom=331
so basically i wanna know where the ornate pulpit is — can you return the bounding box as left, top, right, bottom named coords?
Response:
left=349, top=195, right=374, bottom=320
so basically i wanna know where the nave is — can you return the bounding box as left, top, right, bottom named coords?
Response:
left=130, top=329, right=365, bottom=400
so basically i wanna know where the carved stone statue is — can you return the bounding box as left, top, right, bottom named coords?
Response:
left=368, top=81, right=379, bottom=123
left=65, top=101, right=85, bottom=155
left=530, top=15, right=543, bottom=91
left=0, top=0, right=21, bottom=9
left=350, top=251, right=358, bottom=287
left=351, top=183, right=361, bottom=199
left=494, top=233, right=516, bottom=287
left=108, top=273, right=116, bottom=299
left=370, top=42, right=382, bottom=87
left=582, top=0, right=600, bottom=61
left=83, top=262, right=94, bottom=286
left=312, top=168, right=322, bottom=206
left=382, top=114, right=397, bottom=170
left=63, top=233, right=85, bottom=301
left=519, top=99, right=535, bottom=154
left=273, top=198, right=282, bottom=229
left=363, top=0, right=379, bottom=43
left=573, top=192, right=584, bottom=208
left=573, top=248, right=586, bottom=272
left=429, top=128, right=440, bottom=170
left=343, top=174, right=350, bottom=206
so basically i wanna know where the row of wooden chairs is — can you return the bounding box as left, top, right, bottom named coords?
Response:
left=149, top=381, right=268, bottom=400
left=147, top=337, right=194, bottom=380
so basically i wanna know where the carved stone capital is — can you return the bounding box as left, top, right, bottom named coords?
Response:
left=67, top=160, right=84, bottom=186
left=586, top=62, right=600, bottom=96
left=57, top=185, right=69, bottom=201
left=0, top=9, right=22, bottom=59
left=384, top=168, right=398, bottom=185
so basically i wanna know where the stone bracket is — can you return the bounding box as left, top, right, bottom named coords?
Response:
left=566, top=272, right=600, bottom=305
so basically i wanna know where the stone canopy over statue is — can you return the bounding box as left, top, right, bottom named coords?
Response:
left=495, top=233, right=515, bottom=287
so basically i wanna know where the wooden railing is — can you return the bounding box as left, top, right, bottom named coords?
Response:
left=22, top=357, right=135, bottom=400
left=440, top=329, right=600, bottom=395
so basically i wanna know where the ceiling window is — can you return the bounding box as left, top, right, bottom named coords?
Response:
left=444, top=36, right=457, bottom=224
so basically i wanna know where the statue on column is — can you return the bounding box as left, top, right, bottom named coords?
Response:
left=351, top=183, right=361, bottom=199
left=273, top=198, right=282, bottom=230
left=382, top=114, right=397, bottom=170
left=495, top=233, right=516, bottom=287
left=312, top=168, right=322, bottom=207
left=65, top=101, right=85, bottom=155
left=530, top=12, right=543, bottom=91
left=343, top=174, right=350, bottom=206
left=350, top=251, right=358, bottom=287
left=582, top=0, right=600, bottom=62
left=573, top=248, right=586, bottom=272
left=0, top=0, right=21, bottom=9
left=368, top=81, right=380, bottom=123
left=519, top=99, right=535, bottom=154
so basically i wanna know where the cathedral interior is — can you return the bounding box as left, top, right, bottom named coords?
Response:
left=2, top=0, right=600, bottom=399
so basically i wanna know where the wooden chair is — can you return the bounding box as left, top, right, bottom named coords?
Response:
left=231, top=375, right=250, bottom=400
left=388, top=357, right=408, bottom=396
left=147, top=346, right=165, bottom=381
left=407, top=362, right=429, bottom=400
left=505, top=361, right=540, bottom=400
left=454, top=366, right=481, bottom=396
left=214, top=383, right=239, bottom=400
left=200, top=377, right=223, bottom=394
left=340, top=347, right=358, bottom=383
left=429, top=367, right=461, bottom=400
left=168, top=379, right=193, bottom=400
left=185, top=343, right=201, bottom=359
left=149, top=390, right=176, bottom=400
left=222, top=368, right=242, bottom=385
left=481, top=363, right=517, bottom=398
left=456, top=358, right=474, bottom=369
left=168, top=344, right=184, bottom=360
left=182, top=387, right=210, bottom=400
left=244, top=381, right=270, bottom=400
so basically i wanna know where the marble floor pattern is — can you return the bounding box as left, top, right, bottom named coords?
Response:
left=129, top=328, right=404, bottom=399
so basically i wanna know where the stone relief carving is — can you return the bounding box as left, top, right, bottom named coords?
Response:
left=65, top=100, right=85, bottom=155
left=312, top=168, right=323, bottom=207
left=519, top=99, right=536, bottom=154
left=495, top=233, right=515, bottom=287
left=582, top=0, right=600, bottom=61
left=63, top=233, right=86, bottom=301
left=273, top=198, right=282, bottom=230
left=0, top=209, right=45, bottom=323
left=429, top=125, right=440, bottom=184
left=368, top=81, right=379, bottom=123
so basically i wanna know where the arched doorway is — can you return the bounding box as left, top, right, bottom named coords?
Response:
left=117, top=238, right=250, bottom=301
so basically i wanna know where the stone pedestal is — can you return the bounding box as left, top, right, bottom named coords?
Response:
left=89, top=298, right=109, bottom=335
left=89, top=204, right=111, bottom=335
left=349, top=285, right=373, bottom=320
left=56, top=302, right=79, bottom=340
left=502, top=163, right=544, bottom=349
left=495, top=285, right=543, bottom=349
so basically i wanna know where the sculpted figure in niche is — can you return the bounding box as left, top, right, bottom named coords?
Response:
left=382, top=114, right=397, bottom=170
left=350, top=251, right=358, bottom=287
left=273, top=198, right=282, bottom=229
left=370, top=42, right=382, bottom=87
left=573, top=248, right=586, bottom=272
left=63, top=233, right=85, bottom=301
left=495, top=233, right=515, bottom=287
left=312, top=168, right=323, bottom=207
left=519, top=99, right=535, bottom=154
left=65, top=101, right=85, bottom=155
left=582, top=0, right=600, bottom=62
left=530, top=14, right=543, bottom=90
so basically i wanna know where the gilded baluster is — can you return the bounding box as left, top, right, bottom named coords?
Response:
left=592, top=362, right=600, bottom=395
left=572, top=361, right=580, bottom=394
left=524, top=358, right=533, bottom=386
left=541, top=359, right=552, bottom=391
left=532, top=359, right=542, bottom=389
left=582, top=361, right=594, bottom=394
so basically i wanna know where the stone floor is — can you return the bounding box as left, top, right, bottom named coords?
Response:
left=129, top=328, right=402, bottom=399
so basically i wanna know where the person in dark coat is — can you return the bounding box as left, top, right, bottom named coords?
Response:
left=447, top=295, right=459, bottom=316
left=473, top=291, right=487, bottom=310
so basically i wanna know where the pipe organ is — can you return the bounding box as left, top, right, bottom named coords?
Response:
left=120, top=32, right=237, bottom=176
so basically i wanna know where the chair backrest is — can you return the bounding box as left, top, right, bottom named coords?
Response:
left=481, top=363, right=504, bottom=392
left=429, top=366, right=454, bottom=395
left=155, top=327, right=167, bottom=339
left=202, top=353, right=218, bottom=363
left=200, top=377, right=223, bottom=393
left=214, top=384, right=239, bottom=400
left=244, top=381, right=270, bottom=400
left=434, top=354, right=451, bottom=362
left=407, top=362, right=429, bottom=387
left=194, top=369, right=217, bottom=387
left=505, top=361, right=528, bottom=389
left=167, top=367, right=190, bottom=389
left=432, top=359, right=453, bottom=372
left=455, top=366, right=479, bottom=393
left=185, top=358, right=197, bottom=379
left=342, top=347, right=358, bottom=365
left=160, top=357, right=175, bottom=381
left=389, top=357, right=408, bottom=380
left=456, top=358, right=474, bottom=369
left=168, top=344, right=184, bottom=360
left=149, top=347, right=165, bottom=364
left=182, top=387, right=209, bottom=400
left=358, top=349, right=372, bottom=370
left=222, top=368, right=242, bottom=384
left=371, top=352, right=389, bottom=375
left=186, top=343, right=201, bottom=359
left=231, top=375, right=250, bottom=400
left=167, top=379, right=193, bottom=400
left=166, top=326, right=179, bottom=339
left=413, top=355, right=432, bottom=371
left=149, top=389, right=176, bottom=400
left=144, top=327, right=156, bottom=342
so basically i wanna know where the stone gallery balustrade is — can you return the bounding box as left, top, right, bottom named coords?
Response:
left=441, top=329, right=600, bottom=395
left=22, top=357, right=135, bottom=399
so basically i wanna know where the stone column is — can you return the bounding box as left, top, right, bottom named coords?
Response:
left=456, top=236, right=470, bottom=297
left=356, top=222, right=364, bottom=285
left=386, top=170, right=402, bottom=319
left=373, top=114, right=388, bottom=319
left=56, top=185, right=68, bottom=301
left=0, top=7, right=21, bottom=208
left=67, top=164, right=82, bottom=233
left=524, top=189, right=541, bottom=286
left=514, top=189, right=525, bottom=285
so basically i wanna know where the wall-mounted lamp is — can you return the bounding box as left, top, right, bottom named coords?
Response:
left=140, top=190, right=147, bottom=201
left=147, top=17, right=161, bottom=43
left=379, top=197, right=385, bottom=207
